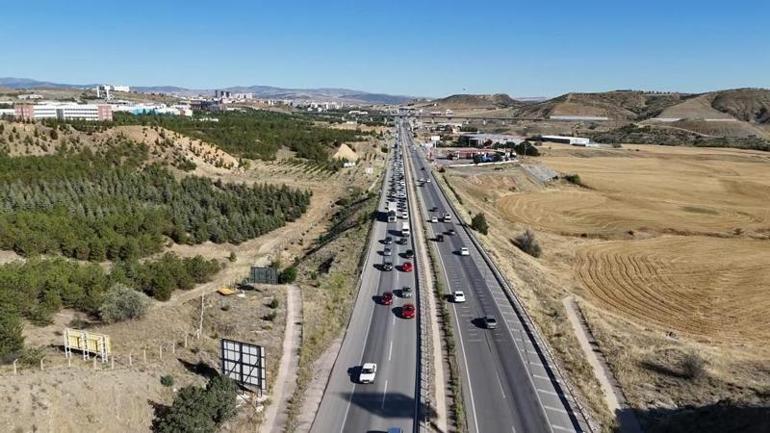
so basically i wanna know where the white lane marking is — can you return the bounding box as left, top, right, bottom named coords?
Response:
left=452, top=303, right=481, bottom=433
left=533, top=374, right=551, bottom=380
left=544, top=405, right=569, bottom=414
left=537, top=388, right=559, bottom=396
left=381, top=379, right=389, bottom=409
left=496, top=371, right=507, bottom=399
left=551, top=424, right=576, bottom=432
left=388, top=340, right=393, bottom=361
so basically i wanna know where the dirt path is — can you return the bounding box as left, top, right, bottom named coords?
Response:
left=261, top=284, right=302, bottom=433
left=562, top=296, right=643, bottom=433
left=294, top=336, right=343, bottom=433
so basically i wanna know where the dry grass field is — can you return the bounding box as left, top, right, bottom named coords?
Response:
left=440, top=142, right=770, bottom=432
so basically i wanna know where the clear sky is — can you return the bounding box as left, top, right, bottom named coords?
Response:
left=1, top=0, right=768, bottom=97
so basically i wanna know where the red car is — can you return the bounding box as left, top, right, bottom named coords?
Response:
left=381, top=291, right=393, bottom=305
left=401, top=262, right=413, bottom=272
left=401, top=303, right=416, bottom=319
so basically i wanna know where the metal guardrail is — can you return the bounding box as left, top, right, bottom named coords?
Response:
left=401, top=135, right=433, bottom=433
left=430, top=160, right=597, bottom=433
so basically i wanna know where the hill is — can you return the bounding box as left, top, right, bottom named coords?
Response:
left=426, top=93, right=525, bottom=110
left=515, top=91, right=690, bottom=120
left=710, top=88, right=770, bottom=124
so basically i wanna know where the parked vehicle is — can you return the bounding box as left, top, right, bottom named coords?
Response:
left=401, top=262, right=413, bottom=272
left=401, top=222, right=410, bottom=236
left=401, top=286, right=413, bottom=298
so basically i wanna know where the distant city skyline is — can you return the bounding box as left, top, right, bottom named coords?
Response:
left=1, top=0, right=768, bottom=98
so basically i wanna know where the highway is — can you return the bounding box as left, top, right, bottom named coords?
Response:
left=402, top=120, right=584, bottom=433
left=310, top=128, right=420, bottom=433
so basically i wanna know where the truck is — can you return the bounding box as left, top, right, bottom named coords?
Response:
left=387, top=202, right=398, bottom=222
left=401, top=222, right=411, bottom=236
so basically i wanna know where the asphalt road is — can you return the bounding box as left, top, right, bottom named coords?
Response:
left=403, top=122, right=583, bottom=433
left=311, top=129, right=419, bottom=433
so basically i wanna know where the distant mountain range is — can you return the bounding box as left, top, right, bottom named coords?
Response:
left=0, top=77, right=414, bottom=105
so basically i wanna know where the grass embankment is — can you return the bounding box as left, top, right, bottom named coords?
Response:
left=283, top=186, right=379, bottom=432
left=424, top=239, right=466, bottom=432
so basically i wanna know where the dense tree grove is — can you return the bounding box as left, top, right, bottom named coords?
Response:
left=112, top=110, right=369, bottom=161
left=0, top=144, right=311, bottom=260
left=0, top=253, right=220, bottom=325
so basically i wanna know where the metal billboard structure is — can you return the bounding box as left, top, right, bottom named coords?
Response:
left=63, top=328, right=111, bottom=362
left=247, top=266, right=279, bottom=284
left=220, top=339, right=266, bottom=394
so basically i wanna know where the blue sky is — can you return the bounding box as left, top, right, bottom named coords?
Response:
left=1, top=0, right=768, bottom=97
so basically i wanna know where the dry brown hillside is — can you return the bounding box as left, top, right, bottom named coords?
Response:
left=710, top=88, right=770, bottom=123
left=0, top=119, right=238, bottom=173
left=516, top=91, right=689, bottom=120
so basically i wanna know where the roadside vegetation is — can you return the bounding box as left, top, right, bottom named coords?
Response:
left=470, top=212, right=489, bottom=235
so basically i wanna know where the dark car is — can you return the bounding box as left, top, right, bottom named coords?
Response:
left=483, top=315, right=498, bottom=329
left=403, top=249, right=414, bottom=259
left=382, top=261, right=393, bottom=271
left=383, top=236, right=393, bottom=245
left=381, top=291, right=393, bottom=305
left=400, top=286, right=413, bottom=298
left=396, top=237, right=408, bottom=245
left=436, top=234, right=444, bottom=242
left=446, top=228, right=456, bottom=236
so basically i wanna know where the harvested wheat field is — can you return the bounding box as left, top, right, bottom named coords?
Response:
left=498, top=144, right=770, bottom=239
left=575, top=236, right=770, bottom=352
left=441, top=142, right=770, bottom=431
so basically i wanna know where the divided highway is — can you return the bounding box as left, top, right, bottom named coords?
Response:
left=311, top=129, right=420, bottom=433
left=402, top=121, right=585, bottom=433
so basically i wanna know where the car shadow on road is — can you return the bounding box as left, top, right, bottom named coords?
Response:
left=339, top=391, right=437, bottom=423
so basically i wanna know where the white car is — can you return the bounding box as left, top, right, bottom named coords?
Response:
left=459, top=247, right=470, bottom=256
left=425, top=178, right=431, bottom=183
left=430, top=216, right=439, bottom=223
left=453, top=291, right=466, bottom=303
left=400, top=211, right=408, bottom=219
left=359, top=363, right=377, bottom=383
left=443, top=212, right=452, bottom=222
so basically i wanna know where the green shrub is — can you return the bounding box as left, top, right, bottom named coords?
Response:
left=514, top=229, right=542, bottom=258
left=0, top=305, right=24, bottom=361
left=470, top=213, right=489, bottom=235
left=160, top=375, right=174, bottom=387
left=279, top=266, right=298, bottom=284
left=98, top=284, right=150, bottom=324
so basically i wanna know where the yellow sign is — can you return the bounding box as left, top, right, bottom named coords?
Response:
left=64, top=328, right=111, bottom=357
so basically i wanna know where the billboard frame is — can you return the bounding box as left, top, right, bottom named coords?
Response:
left=220, top=338, right=266, bottom=394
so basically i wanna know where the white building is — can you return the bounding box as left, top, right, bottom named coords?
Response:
left=540, top=135, right=591, bottom=146
left=14, top=103, right=112, bottom=121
